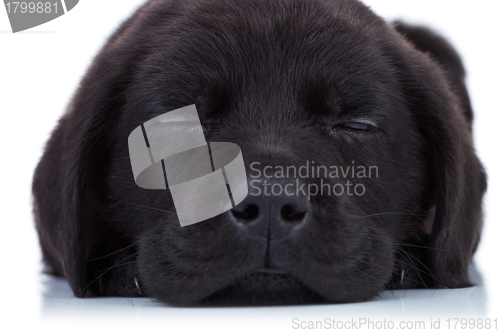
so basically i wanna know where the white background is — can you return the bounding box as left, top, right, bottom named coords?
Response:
left=0, top=1, right=498, bottom=332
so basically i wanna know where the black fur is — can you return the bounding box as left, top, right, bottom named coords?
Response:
left=33, top=0, right=486, bottom=305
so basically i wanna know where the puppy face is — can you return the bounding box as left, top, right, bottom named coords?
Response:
left=33, top=0, right=486, bottom=305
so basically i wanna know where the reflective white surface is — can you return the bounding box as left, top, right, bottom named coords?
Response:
left=42, top=274, right=487, bottom=317
left=39, top=265, right=488, bottom=326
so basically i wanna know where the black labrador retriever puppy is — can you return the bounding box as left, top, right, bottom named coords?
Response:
left=32, top=0, right=487, bottom=305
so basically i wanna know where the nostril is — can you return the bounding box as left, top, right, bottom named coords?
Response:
left=281, top=204, right=306, bottom=222
left=231, top=203, right=259, bottom=222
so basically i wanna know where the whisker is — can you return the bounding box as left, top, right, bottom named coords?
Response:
left=88, top=243, right=136, bottom=261
left=396, top=244, right=446, bottom=286
left=108, top=197, right=177, bottom=216
left=91, top=200, right=122, bottom=224
left=396, top=242, right=458, bottom=254
left=81, top=239, right=167, bottom=293
left=351, top=211, right=426, bottom=223
left=396, top=248, right=428, bottom=288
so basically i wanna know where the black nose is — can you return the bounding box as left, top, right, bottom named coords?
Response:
left=229, top=179, right=309, bottom=242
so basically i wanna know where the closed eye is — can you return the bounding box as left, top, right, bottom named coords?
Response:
left=328, top=120, right=377, bottom=134
left=339, top=122, right=372, bottom=131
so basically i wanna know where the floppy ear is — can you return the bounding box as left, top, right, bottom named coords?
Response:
left=32, top=71, right=127, bottom=297
left=32, top=91, right=107, bottom=296
left=393, top=25, right=487, bottom=288
left=32, top=5, right=154, bottom=297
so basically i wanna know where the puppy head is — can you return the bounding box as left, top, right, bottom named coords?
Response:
left=33, top=0, right=486, bottom=305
